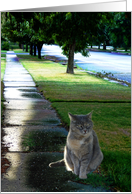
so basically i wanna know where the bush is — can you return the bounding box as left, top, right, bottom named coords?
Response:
left=1, top=41, right=9, bottom=50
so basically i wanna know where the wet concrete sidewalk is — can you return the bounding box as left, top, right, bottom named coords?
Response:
left=1, top=51, right=108, bottom=192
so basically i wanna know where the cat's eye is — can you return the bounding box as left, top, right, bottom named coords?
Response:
left=77, top=125, right=83, bottom=129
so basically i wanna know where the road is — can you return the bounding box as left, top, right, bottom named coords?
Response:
left=41, top=44, right=131, bottom=83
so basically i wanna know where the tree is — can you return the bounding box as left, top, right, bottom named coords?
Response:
left=1, top=12, right=34, bottom=52
left=25, top=12, right=54, bottom=59
left=1, top=12, right=54, bottom=59
left=94, top=13, right=114, bottom=50
left=48, top=12, right=102, bottom=74
left=110, top=12, right=131, bottom=51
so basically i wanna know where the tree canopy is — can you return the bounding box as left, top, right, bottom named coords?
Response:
left=1, top=12, right=131, bottom=73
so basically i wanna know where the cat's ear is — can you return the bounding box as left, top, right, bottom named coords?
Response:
left=68, top=113, right=76, bottom=122
left=68, top=112, right=73, bottom=120
left=87, top=111, right=93, bottom=119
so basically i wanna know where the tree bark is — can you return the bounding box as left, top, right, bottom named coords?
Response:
left=21, top=44, right=24, bottom=51
left=103, top=42, right=106, bottom=50
left=34, top=44, right=36, bottom=56
left=26, top=44, right=28, bottom=52
left=125, top=47, right=128, bottom=52
left=30, top=43, right=33, bottom=55
left=67, top=42, right=76, bottom=74
left=37, top=43, right=43, bottom=59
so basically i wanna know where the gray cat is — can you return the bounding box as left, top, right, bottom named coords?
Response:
left=49, top=112, right=103, bottom=179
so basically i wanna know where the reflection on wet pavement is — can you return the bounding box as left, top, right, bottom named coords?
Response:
left=22, top=130, right=67, bottom=152
left=24, top=152, right=77, bottom=192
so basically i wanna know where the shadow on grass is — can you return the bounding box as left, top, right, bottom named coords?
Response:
left=17, top=55, right=47, bottom=62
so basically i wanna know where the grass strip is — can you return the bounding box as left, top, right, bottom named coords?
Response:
left=19, top=58, right=131, bottom=103
left=1, top=54, right=6, bottom=57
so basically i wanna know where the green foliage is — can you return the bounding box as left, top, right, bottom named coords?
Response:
left=110, top=12, right=131, bottom=51
left=1, top=41, right=9, bottom=50
left=48, top=12, right=102, bottom=55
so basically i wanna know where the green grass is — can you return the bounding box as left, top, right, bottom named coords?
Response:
left=1, top=54, right=6, bottom=57
left=19, top=58, right=130, bottom=103
left=1, top=59, right=6, bottom=80
left=13, top=49, right=28, bottom=53
left=1, top=50, right=7, bottom=53
left=73, top=150, right=131, bottom=192
left=51, top=102, right=131, bottom=152
left=19, top=55, right=131, bottom=192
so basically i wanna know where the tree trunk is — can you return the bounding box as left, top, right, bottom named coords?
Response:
left=98, top=45, right=100, bottom=49
left=67, top=42, right=76, bottom=74
left=34, top=44, right=36, bottom=56
left=103, top=42, right=106, bottom=50
left=37, top=43, right=43, bottom=59
left=26, top=44, right=28, bottom=52
left=30, top=44, right=33, bottom=55
left=23, top=44, right=24, bottom=51
left=113, top=47, right=117, bottom=51
left=21, top=44, right=24, bottom=51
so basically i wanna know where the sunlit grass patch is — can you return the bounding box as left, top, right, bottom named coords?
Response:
left=1, top=59, right=6, bottom=80
left=13, top=49, right=28, bottom=53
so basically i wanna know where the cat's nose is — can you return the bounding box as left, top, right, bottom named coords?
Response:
left=84, top=130, right=87, bottom=133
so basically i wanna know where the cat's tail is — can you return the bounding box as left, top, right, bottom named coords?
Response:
left=49, top=159, right=65, bottom=168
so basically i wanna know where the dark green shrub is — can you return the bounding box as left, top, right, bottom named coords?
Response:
left=1, top=41, right=9, bottom=50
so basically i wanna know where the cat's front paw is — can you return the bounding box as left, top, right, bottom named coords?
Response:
left=73, top=169, right=79, bottom=176
left=79, top=174, right=87, bottom=179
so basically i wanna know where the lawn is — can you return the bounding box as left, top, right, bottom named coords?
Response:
left=19, top=55, right=131, bottom=192
left=19, top=57, right=130, bottom=103
left=1, top=59, right=6, bottom=80
left=13, top=49, right=29, bottom=53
